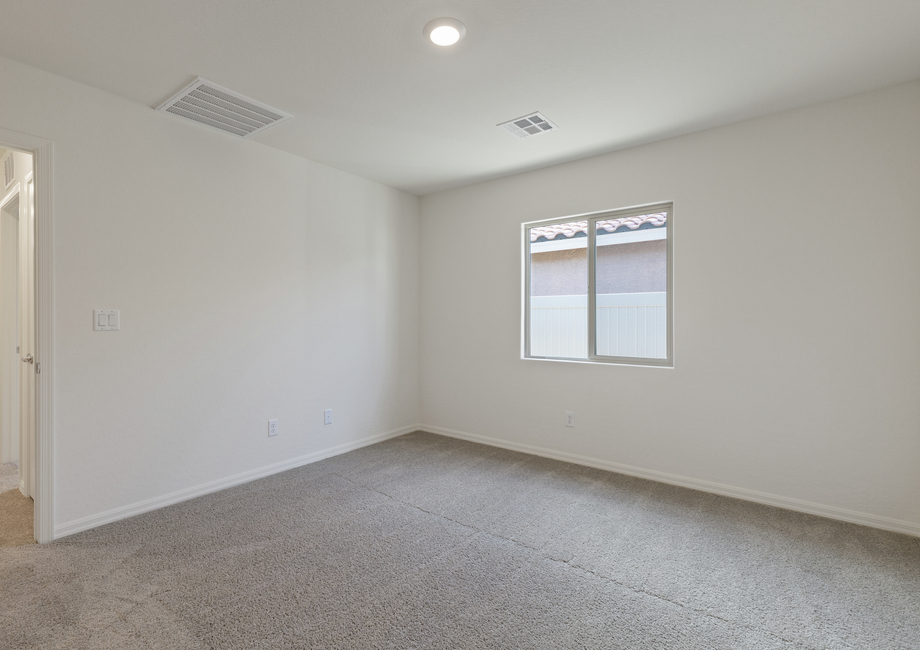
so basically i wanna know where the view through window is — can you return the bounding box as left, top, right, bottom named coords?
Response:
left=525, top=204, right=672, bottom=365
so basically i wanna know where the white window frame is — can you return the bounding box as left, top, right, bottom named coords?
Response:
left=523, top=202, right=673, bottom=367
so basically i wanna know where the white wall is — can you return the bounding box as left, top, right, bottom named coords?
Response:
left=419, top=81, right=920, bottom=530
left=2, top=50, right=917, bottom=537
left=0, top=55, right=420, bottom=530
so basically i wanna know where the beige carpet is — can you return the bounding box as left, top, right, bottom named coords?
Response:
left=0, top=488, right=34, bottom=548
left=0, top=460, right=19, bottom=492
left=1, top=431, right=918, bottom=649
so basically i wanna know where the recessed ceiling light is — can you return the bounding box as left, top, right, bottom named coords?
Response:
left=424, top=18, right=466, bottom=46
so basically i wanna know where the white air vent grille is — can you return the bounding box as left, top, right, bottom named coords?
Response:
left=3, top=153, right=13, bottom=189
left=498, top=112, right=558, bottom=139
left=156, top=78, right=292, bottom=138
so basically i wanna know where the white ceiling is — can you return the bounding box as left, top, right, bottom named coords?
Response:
left=1, top=0, right=919, bottom=195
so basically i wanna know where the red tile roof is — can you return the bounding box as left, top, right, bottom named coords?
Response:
left=530, top=213, right=667, bottom=242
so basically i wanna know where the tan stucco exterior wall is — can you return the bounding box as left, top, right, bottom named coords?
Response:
left=530, top=240, right=665, bottom=296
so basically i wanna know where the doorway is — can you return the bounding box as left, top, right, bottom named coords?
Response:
left=0, top=146, right=36, bottom=547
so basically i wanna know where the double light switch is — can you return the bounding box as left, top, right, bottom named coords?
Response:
left=94, top=310, right=120, bottom=331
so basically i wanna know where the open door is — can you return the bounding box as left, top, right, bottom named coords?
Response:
left=18, top=172, right=34, bottom=499
left=0, top=131, right=51, bottom=544
left=0, top=191, right=20, bottom=469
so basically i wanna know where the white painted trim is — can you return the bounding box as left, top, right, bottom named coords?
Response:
left=521, top=222, right=530, bottom=358
left=2, top=150, right=14, bottom=191
left=420, top=424, right=920, bottom=538
left=0, top=128, right=54, bottom=544
left=54, top=424, right=418, bottom=538
left=0, top=181, right=20, bottom=210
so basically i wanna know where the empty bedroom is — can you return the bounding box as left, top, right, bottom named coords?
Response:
left=0, top=1, right=918, bottom=649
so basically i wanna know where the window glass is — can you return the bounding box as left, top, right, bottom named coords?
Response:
left=594, top=213, right=667, bottom=359
left=524, top=204, right=672, bottom=366
left=528, top=220, right=588, bottom=359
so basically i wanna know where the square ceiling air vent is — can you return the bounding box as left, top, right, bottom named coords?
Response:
left=156, top=77, right=292, bottom=138
left=498, top=112, right=558, bottom=139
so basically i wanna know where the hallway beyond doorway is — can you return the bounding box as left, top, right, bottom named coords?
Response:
left=0, top=461, right=33, bottom=547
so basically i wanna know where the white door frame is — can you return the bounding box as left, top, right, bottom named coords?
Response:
left=0, top=128, right=54, bottom=543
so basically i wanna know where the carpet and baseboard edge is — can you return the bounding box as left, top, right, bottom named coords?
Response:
left=420, top=424, right=920, bottom=538
left=54, top=424, right=418, bottom=539
left=55, top=424, right=920, bottom=540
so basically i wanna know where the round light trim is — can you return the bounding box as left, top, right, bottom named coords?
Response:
left=423, top=18, right=466, bottom=46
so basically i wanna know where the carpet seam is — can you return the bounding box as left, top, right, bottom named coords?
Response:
left=330, top=472, right=830, bottom=650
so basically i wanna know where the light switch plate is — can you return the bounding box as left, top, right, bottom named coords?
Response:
left=94, top=310, right=120, bottom=331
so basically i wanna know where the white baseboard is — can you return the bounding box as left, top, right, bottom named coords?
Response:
left=420, top=424, right=920, bottom=538
left=54, top=425, right=417, bottom=539
left=55, top=424, right=920, bottom=540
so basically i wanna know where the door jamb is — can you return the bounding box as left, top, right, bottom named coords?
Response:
left=0, top=128, right=54, bottom=543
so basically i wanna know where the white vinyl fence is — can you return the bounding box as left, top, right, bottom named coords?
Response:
left=530, top=292, right=666, bottom=359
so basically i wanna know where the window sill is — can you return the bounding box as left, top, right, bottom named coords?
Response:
left=522, top=356, right=674, bottom=369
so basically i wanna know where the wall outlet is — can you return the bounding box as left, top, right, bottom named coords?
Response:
left=268, top=419, right=278, bottom=437
left=565, top=411, right=575, bottom=428
left=324, top=409, right=332, bottom=425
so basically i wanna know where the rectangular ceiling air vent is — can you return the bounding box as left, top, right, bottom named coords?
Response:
left=4, top=153, right=14, bottom=189
left=156, top=77, right=292, bottom=139
left=498, top=112, right=558, bottom=139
